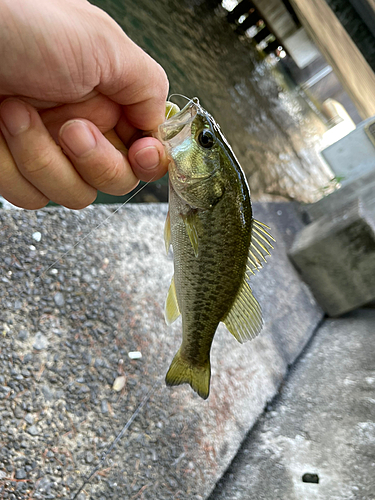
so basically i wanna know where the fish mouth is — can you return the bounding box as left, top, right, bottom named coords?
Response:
left=157, top=99, right=199, bottom=145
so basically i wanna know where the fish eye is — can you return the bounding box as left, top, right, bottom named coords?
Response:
left=198, top=129, right=215, bottom=149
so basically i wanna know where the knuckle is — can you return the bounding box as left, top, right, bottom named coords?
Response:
left=21, top=148, right=58, bottom=176
left=96, top=163, right=121, bottom=187
left=90, top=154, right=133, bottom=193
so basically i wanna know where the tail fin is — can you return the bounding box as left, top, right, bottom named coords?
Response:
left=165, top=349, right=211, bottom=400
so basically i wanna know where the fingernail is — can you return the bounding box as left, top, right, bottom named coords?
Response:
left=134, top=146, right=160, bottom=170
left=0, top=100, right=31, bottom=136
left=60, top=120, right=97, bottom=157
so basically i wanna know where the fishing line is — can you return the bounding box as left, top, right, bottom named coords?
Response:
left=37, top=115, right=167, bottom=497
left=167, top=94, right=216, bottom=135
left=168, top=94, right=201, bottom=112
left=72, top=380, right=161, bottom=499
left=40, top=174, right=157, bottom=278
left=165, top=103, right=174, bottom=121
left=168, top=93, right=196, bottom=104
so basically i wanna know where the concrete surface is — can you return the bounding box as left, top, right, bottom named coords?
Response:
left=321, top=116, right=375, bottom=184
left=289, top=192, right=375, bottom=316
left=209, top=309, right=375, bottom=500
left=302, top=169, right=375, bottom=223
left=0, top=201, right=322, bottom=499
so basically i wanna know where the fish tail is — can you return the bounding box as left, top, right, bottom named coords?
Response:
left=165, top=349, right=211, bottom=400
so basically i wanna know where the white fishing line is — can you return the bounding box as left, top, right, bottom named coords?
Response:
left=168, top=94, right=201, bottom=113
left=165, top=102, right=175, bottom=121
left=31, top=115, right=172, bottom=499
left=40, top=175, right=157, bottom=278
left=168, top=93, right=197, bottom=104
left=167, top=95, right=218, bottom=139
left=72, top=380, right=161, bottom=499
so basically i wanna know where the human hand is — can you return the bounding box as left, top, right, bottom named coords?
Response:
left=0, top=0, right=169, bottom=209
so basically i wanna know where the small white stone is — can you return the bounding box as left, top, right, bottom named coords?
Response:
left=32, top=231, right=42, bottom=242
left=113, top=375, right=126, bottom=392
left=128, top=351, right=142, bottom=360
left=29, top=245, right=36, bottom=251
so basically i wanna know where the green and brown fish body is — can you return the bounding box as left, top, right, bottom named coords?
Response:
left=158, top=99, right=274, bottom=399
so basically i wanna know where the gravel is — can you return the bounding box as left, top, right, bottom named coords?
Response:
left=15, top=469, right=26, bottom=480
left=33, top=333, right=49, bottom=351
left=0, top=203, right=321, bottom=499
left=53, top=292, right=65, bottom=307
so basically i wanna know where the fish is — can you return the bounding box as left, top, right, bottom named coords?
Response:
left=157, top=98, right=274, bottom=399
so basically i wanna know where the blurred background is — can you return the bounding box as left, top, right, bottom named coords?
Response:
left=89, top=0, right=375, bottom=205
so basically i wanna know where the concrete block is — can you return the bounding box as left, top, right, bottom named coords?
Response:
left=283, top=27, right=321, bottom=69
left=302, top=170, right=375, bottom=222
left=0, top=202, right=322, bottom=499
left=321, top=115, right=375, bottom=185
left=289, top=194, right=375, bottom=316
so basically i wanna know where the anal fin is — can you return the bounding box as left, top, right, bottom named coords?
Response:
left=223, top=278, right=263, bottom=343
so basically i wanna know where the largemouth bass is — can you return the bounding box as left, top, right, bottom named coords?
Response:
left=157, top=98, right=274, bottom=399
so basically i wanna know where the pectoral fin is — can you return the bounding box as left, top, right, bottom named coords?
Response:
left=181, top=211, right=201, bottom=257
left=223, top=278, right=263, bottom=343
left=164, top=210, right=171, bottom=254
left=164, top=275, right=180, bottom=325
